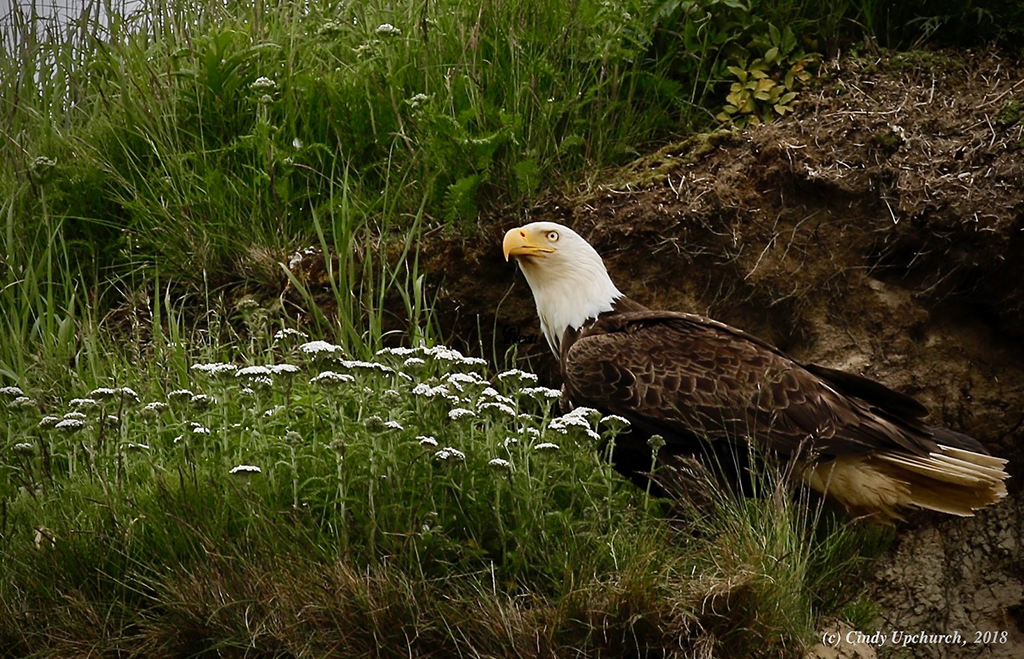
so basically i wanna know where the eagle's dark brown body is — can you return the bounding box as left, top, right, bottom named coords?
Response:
left=558, top=298, right=1005, bottom=521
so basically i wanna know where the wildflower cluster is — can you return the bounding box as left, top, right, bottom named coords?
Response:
left=3, top=340, right=642, bottom=569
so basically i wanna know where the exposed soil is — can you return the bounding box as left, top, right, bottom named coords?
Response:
left=421, top=48, right=1024, bottom=657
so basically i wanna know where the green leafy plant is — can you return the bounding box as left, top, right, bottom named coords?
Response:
left=718, top=23, right=817, bottom=126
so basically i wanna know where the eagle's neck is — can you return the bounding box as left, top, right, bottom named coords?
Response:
left=558, top=297, right=649, bottom=360
left=518, top=257, right=623, bottom=357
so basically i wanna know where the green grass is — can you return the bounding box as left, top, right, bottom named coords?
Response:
left=0, top=332, right=886, bottom=655
left=6, top=1, right=1018, bottom=292
left=3, top=0, right=1020, bottom=382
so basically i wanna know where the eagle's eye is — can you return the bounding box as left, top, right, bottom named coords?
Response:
left=546, top=230, right=559, bottom=242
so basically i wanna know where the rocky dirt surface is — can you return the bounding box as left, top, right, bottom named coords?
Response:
left=420, top=48, right=1024, bottom=657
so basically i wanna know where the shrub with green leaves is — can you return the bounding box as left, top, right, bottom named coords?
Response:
left=718, top=23, right=818, bottom=126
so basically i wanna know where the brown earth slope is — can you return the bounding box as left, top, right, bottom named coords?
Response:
left=422, top=49, right=1024, bottom=657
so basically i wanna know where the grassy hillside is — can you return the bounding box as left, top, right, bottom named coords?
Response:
left=2, top=0, right=1018, bottom=655
left=0, top=333, right=886, bottom=655
left=4, top=0, right=1020, bottom=383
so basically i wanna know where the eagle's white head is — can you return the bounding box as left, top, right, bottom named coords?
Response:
left=503, top=221, right=622, bottom=356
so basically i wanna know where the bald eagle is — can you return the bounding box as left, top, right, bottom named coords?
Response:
left=503, top=221, right=1008, bottom=522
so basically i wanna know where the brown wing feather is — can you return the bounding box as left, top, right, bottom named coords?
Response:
left=562, top=310, right=939, bottom=459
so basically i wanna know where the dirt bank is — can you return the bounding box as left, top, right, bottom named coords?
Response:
left=422, top=49, right=1024, bottom=656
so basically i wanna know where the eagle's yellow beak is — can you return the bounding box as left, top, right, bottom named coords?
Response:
left=503, top=227, right=555, bottom=261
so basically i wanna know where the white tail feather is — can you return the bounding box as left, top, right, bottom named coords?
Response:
left=936, top=444, right=1009, bottom=469
left=804, top=444, right=1009, bottom=523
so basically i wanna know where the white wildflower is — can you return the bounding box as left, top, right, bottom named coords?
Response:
left=236, top=365, right=273, bottom=379
left=13, top=442, right=34, bottom=455
left=0, top=386, right=25, bottom=398
left=384, top=420, right=404, bottom=431
left=375, top=23, right=401, bottom=36
left=190, top=423, right=211, bottom=435
left=191, top=362, right=238, bottom=378
left=534, top=442, right=560, bottom=451
left=8, top=396, right=35, bottom=409
left=300, top=340, right=344, bottom=358
left=292, top=137, right=303, bottom=149
left=100, top=414, right=120, bottom=426
left=251, top=76, right=276, bottom=92
left=550, top=415, right=591, bottom=429
left=601, top=414, right=631, bottom=428
left=62, top=411, right=87, bottom=421
left=405, top=93, right=430, bottom=109
left=566, top=406, right=601, bottom=422
left=434, top=447, right=465, bottom=461
left=478, top=401, right=516, bottom=416
left=39, top=415, right=61, bottom=429
left=168, top=389, right=194, bottom=402
left=310, top=371, right=354, bottom=386
left=69, top=398, right=99, bottom=410
left=478, top=387, right=514, bottom=407
left=497, top=369, right=539, bottom=384
left=503, top=436, right=519, bottom=448
left=89, top=387, right=118, bottom=400
left=318, top=20, right=345, bottom=36
left=412, top=383, right=449, bottom=398
left=268, top=364, right=300, bottom=376
left=55, top=418, right=85, bottom=433
left=273, top=328, right=308, bottom=343
left=141, top=401, right=169, bottom=417
left=376, top=346, right=417, bottom=357
left=173, top=434, right=185, bottom=444
left=190, top=393, right=215, bottom=409
left=549, top=415, right=592, bottom=434
left=230, top=464, right=262, bottom=476
left=31, top=156, right=56, bottom=173
left=125, top=442, right=150, bottom=451
left=263, top=405, right=284, bottom=418
left=240, top=387, right=256, bottom=397
left=403, top=357, right=425, bottom=369
left=523, top=427, right=541, bottom=438
left=339, top=359, right=393, bottom=374
left=488, top=457, right=512, bottom=470
left=522, top=386, right=562, bottom=400
left=445, top=372, right=485, bottom=391
left=417, top=435, right=438, bottom=447
left=425, top=346, right=483, bottom=366
left=250, top=375, right=275, bottom=389
left=448, top=408, right=476, bottom=421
